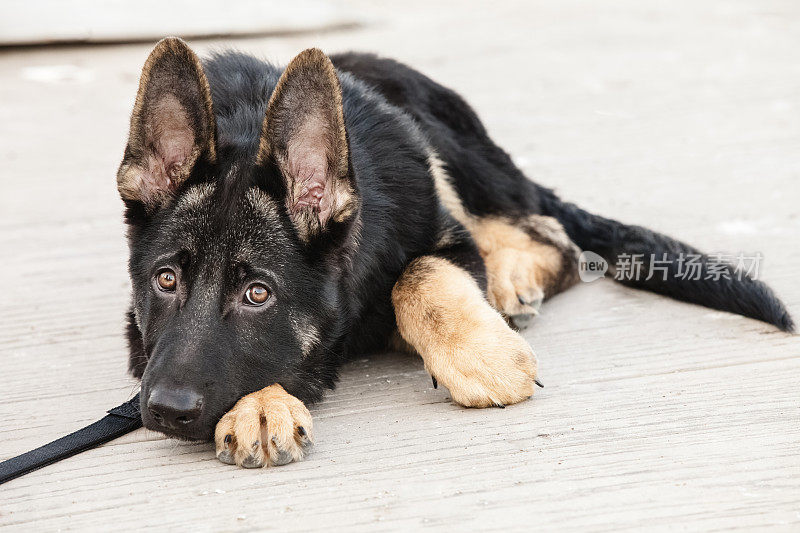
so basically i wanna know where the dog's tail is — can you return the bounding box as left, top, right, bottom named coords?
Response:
left=537, top=189, right=794, bottom=332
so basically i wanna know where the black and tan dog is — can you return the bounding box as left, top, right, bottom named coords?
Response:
left=118, top=38, right=793, bottom=468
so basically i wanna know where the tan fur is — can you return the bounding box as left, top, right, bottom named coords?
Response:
left=472, top=217, right=576, bottom=316
left=174, top=183, right=215, bottom=214
left=289, top=312, right=321, bottom=357
left=428, top=151, right=579, bottom=316
left=388, top=329, right=417, bottom=355
left=244, top=186, right=282, bottom=224
left=214, top=384, right=313, bottom=468
left=520, top=214, right=575, bottom=250
left=428, top=152, right=470, bottom=225
left=392, top=257, right=539, bottom=407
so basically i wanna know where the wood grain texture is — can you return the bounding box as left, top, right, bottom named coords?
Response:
left=1, top=0, right=798, bottom=530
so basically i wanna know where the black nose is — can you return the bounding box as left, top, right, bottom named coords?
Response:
left=147, top=386, right=204, bottom=430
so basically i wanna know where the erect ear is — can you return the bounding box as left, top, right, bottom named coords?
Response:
left=257, top=48, right=357, bottom=241
left=117, top=37, right=216, bottom=209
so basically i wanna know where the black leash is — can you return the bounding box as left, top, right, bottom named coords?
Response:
left=0, top=393, right=142, bottom=485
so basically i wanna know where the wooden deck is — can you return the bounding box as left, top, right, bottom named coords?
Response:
left=1, top=1, right=798, bottom=530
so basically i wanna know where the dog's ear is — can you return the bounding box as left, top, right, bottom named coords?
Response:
left=117, top=37, right=216, bottom=209
left=257, top=48, right=357, bottom=241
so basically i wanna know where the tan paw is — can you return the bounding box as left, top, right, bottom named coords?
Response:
left=214, top=384, right=313, bottom=468
left=393, top=256, right=543, bottom=409
left=483, top=246, right=546, bottom=318
left=427, top=309, right=541, bottom=408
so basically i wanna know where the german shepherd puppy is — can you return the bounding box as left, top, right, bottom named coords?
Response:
left=118, top=38, right=793, bottom=468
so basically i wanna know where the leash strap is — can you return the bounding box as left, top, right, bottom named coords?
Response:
left=0, top=393, right=142, bottom=485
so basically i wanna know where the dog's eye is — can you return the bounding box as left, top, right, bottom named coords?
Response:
left=156, top=269, right=177, bottom=291
left=244, top=283, right=270, bottom=306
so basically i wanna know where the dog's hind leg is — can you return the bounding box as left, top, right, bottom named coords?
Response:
left=471, top=215, right=580, bottom=326
left=428, top=154, right=580, bottom=326
left=391, top=239, right=540, bottom=407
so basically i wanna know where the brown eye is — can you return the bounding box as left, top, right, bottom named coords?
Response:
left=156, top=269, right=177, bottom=291
left=244, top=284, right=270, bottom=306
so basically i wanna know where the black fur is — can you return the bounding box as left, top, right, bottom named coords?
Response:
left=122, top=49, right=793, bottom=441
left=540, top=199, right=795, bottom=332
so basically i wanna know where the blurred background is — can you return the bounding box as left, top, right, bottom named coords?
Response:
left=1, top=1, right=799, bottom=530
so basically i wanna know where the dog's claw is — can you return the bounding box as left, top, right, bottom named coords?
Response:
left=217, top=449, right=235, bottom=465
left=510, top=314, right=535, bottom=330
left=517, top=295, right=543, bottom=310
left=296, top=426, right=312, bottom=447
left=494, top=403, right=506, bottom=409
left=535, top=378, right=544, bottom=388
left=431, top=376, right=438, bottom=389
left=272, top=448, right=293, bottom=466
left=241, top=455, right=263, bottom=469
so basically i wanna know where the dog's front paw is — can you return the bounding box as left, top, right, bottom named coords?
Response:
left=214, top=384, right=313, bottom=468
left=393, top=255, right=542, bottom=410
left=427, top=311, right=541, bottom=408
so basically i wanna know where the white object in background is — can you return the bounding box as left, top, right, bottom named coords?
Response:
left=21, top=65, right=95, bottom=84
left=0, top=0, right=360, bottom=46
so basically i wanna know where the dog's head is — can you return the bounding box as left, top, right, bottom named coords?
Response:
left=118, top=39, right=358, bottom=440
